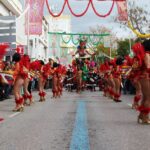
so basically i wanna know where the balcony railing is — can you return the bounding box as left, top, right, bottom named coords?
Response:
left=1, top=0, right=23, bottom=16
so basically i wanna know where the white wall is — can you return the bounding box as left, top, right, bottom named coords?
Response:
left=45, top=15, right=71, bottom=62
left=46, top=15, right=71, bottom=32
left=28, top=17, right=49, bottom=61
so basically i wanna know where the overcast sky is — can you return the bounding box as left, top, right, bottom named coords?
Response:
left=44, top=0, right=150, bottom=38
left=21, top=0, right=150, bottom=38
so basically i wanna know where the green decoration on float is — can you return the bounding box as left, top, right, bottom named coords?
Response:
left=48, top=32, right=110, bottom=46
left=61, top=34, right=72, bottom=44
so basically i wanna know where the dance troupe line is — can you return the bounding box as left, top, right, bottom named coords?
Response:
left=0, top=38, right=150, bottom=125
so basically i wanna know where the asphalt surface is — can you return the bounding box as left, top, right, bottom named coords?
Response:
left=0, top=90, right=150, bottom=150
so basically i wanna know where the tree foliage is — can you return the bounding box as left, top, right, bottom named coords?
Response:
left=128, top=2, right=150, bottom=34
left=117, top=39, right=134, bottom=57
left=116, top=1, right=150, bottom=34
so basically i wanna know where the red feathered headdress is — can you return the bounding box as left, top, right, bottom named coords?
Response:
left=132, top=43, right=145, bottom=66
left=109, top=58, right=116, bottom=67
left=100, top=64, right=106, bottom=72
left=21, top=55, right=30, bottom=69
left=16, top=46, right=24, bottom=55
left=0, top=43, right=9, bottom=59
left=30, top=60, right=42, bottom=71
left=55, top=65, right=66, bottom=75
left=104, top=61, right=110, bottom=71
left=125, top=55, right=133, bottom=66
left=43, top=64, right=50, bottom=72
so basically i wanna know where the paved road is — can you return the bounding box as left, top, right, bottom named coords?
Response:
left=0, top=90, right=150, bottom=150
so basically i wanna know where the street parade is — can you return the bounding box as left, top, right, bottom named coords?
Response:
left=0, top=0, right=150, bottom=150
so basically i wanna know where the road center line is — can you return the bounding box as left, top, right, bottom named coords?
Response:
left=70, top=101, right=90, bottom=150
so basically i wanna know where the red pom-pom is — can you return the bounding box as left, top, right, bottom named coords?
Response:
left=125, top=55, right=133, bottom=66
left=27, top=94, right=32, bottom=99
left=134, top=95, right=141, bottom=102
left=30, top=60, right=42, bottom=70
left=138, top=105, right=150, bottom=114
left=132, top=43, right=145, bottom=66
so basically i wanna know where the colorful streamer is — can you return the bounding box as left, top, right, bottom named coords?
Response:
left=128, top=21, right=150, bottom=38
left=91, top=0, right=115, bottom=18
left=67, top=0, right=91, bottom=17
left=46, top=0, right=116, bottom=18
left=48, top=32, right=109, bottom=46
left=71, top=35, right=80, bottom=45
left=61, top=35, right=72, bottom=44
left=46, top=0, right=67, bottom=17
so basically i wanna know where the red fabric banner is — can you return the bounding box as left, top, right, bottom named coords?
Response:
left=25, top=0, right=45, bottom=35
left=116, top=0, right=128, bottom=21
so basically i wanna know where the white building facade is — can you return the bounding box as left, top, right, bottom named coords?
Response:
left=28, top=17, right=49, bottom=61
left=0, top=0, right=23, bottom=60
left=0, top=1, right=49, bottom=61
left=46, top=15, right=73, bottom=65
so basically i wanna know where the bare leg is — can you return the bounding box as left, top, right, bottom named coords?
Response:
left=23, top=78, right=33, bottom=105
left=132, top=80, right=141, bottom=109
left=113, top=78, right=121, bottom=102
left=138, top=77, right=150, bottom=124
left=13, top=77, right=24, bottom=111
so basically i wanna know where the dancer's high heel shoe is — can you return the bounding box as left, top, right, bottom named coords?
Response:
left=113, top=99, right=122, bottom=102
left=132, top=103, right=139, bottom=109
left=29, top=100, right=34, bottom=105
left=13, top=106, right=22, bottom=112
left=137, top=114, right=150, bottom=124
left=20, top=106, right=24, bottom=112
left=27, top=94, right=34, bottom=105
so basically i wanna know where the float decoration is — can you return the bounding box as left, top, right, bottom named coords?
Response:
left=128, top=21, right=150, bottom=38
left=46, top=0, right=116, bottom=18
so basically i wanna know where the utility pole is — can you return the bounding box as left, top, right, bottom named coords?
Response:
left=129, top=38, right=131, bottom=53
left=24, top=0, right=29, bottom=55
left=109, top=37, right=112, bottom=59
left=27, top=5, right=29, bottom=55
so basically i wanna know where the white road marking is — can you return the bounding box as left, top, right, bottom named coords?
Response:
left=9, top=112, right=21, bottom=118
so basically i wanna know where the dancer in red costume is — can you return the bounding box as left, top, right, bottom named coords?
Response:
left=76, top=65, right=82, bottom=93
left=21, top=54, right=34, bottom=106
left=73, top=39, right=93, bottom=58
left=99, top=59, right=110, bottom=97
left=52, top=71, right=58, bottom=98
left=57, top=65, right=66, bottom=97
left=125, top=55, right=142, bottom=109
left=112, top=57, right=124, bottom=102
left=107, top=59, right=116, bottom=99
left=72, top=38, right=96, bottom=74
left=38, top=61, right=50, bottom=102
left=12, top=52, right=27, bottom=111
left=51, top=62, right=60, bottom=98
left=132, top=40, right=150, bottom=124
left=0, top=43, right=9, bottom=120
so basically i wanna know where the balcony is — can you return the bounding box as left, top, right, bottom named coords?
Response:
left=1, top=0, right=23, bottom=16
